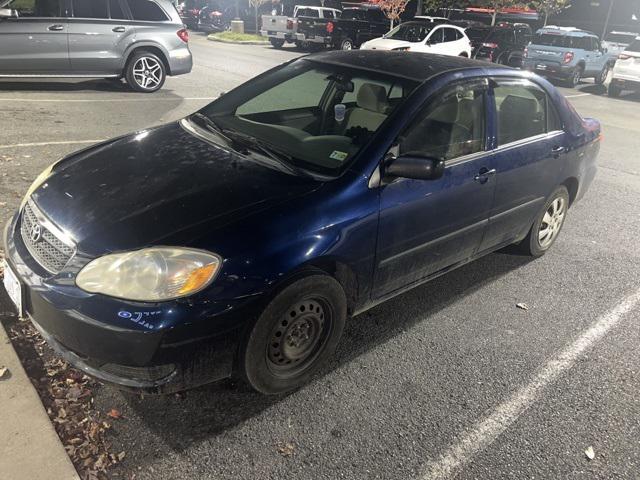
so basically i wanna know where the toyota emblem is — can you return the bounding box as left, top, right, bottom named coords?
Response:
left=30, top=223, right=42, bottom=243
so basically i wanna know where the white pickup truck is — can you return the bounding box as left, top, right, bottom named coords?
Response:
left=261, top=5, right=341, bottom=49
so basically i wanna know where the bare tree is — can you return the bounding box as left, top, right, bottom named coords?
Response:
left=422, top=0, right=470, bottom=18
left=532, top=0, right=571, bottom=26
left=371, top=0, right=411, bottom=29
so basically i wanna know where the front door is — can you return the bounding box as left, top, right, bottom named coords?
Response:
left=479, top=79, right=568, bottom=252
left=373, top=80, right=496, bottom=298
left=67, top=0, right=134, bottom=74
left=0, top=0, right=69, bottom=73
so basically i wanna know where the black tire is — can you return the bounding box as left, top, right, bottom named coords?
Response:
left=608, top=82, right=622, bottom=97
left=269, top=38, right=285, bottom=49
left=519, top=186, right=570, bottom=257
left=240, top=274, right=347, bottom=395
left=595, top=63, right=610, bottom=85
left=340, top=37, right=354, bottom=50
left=563, top=65, right=583, bottom=88
left=124, top=50, right=166, bottom=93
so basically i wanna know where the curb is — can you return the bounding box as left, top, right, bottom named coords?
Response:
left=207, top=34, right=269, bottom=45
left=0, top=320, right=80, bottom=480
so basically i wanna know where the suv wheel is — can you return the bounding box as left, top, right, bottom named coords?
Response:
left=269, top=38, right=285, bottom=49
left=596, top=63, right=610, bottom=85
left=565, top=65, right=583, bottom=88
left=240, top=274, right=347, bottom=395
left=125, top=51, right=166, bottom=93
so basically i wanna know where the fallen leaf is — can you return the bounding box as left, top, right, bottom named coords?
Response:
left=0, top=366, right=9, bottom=379
left=585, top=446, right=595, bottom=460
left=107, top=408, right=122, bottom=419
left=117, top=451, right=126, bottom=462
left=516, top=303, right=529, bottom=311
left=277, top=442, right=295, bottom=458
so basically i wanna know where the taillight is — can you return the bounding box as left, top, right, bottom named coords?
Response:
left=286, top=19, right=293, bottom=30
left=562, top=51, right=574, bottom=64
left=618, top=53, right=631, bottom=60
left=177, top=28, right=189, bottom=43
left=482, top=42, right=498, bottom=49
left=523, top=47, right=528, bottom=58
left=326, top=21, right=334, bottom=33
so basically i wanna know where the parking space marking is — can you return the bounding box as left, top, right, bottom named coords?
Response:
left=0, top=97, right=215, bottom=102
left=564, top=93, right=592, bottom=98
left=422, top=286, right=640, bottom=480
left=0, top=140, right=105, bottom=149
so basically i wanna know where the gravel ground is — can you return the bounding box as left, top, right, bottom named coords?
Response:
left=1, top=35, right=639, bottom=480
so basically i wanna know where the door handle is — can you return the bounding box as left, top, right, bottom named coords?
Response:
left=48, top=24, right=64, bottom=31
left=112, top=26, right=126, bottom=33
left=551, top=146, right=565, bottom=156
left=474, top=168, right=496, bottom=184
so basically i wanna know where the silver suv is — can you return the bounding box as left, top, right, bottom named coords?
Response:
left=0, top=0, right=192, bottom=92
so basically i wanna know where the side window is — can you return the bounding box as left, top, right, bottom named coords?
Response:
left=455, top=29, right=463, bottom=40
left=428, top=28, right=444, bottom=44
left=548, top=100, right=563, bottom=132
left=443, top=28, right=458, bottom=43
left=126, top=0, right=168, bottom=21
left=495, top=83, right=547, bottom=145
left=593, top=37, right=602, bottom=51
left=399, top=82, right=487, bottom=161
left=324, top=10, right=334, bottom=19
left=109, top=0, right=127, bottom=19
left=7, top=0, right=61, bottom=17
left=73, top=0, right=108, bottom=18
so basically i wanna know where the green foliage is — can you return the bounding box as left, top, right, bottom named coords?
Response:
left=210, top=32, right=268, bottom=42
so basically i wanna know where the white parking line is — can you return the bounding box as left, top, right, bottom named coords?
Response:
left=0, top=97, right=215, bottom=102
left=564, top=93, right=592, bottom=98
left=0, top=140, right=105, bottom=149
left=422, top=286, right=640, bottom=480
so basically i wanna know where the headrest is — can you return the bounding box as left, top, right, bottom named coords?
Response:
left=500, top=95, right=538, bottom=116
left=357, top=83, right=389, bottom=113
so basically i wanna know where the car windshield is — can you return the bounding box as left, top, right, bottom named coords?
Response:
left=624, top=38, right=640, bottom=51
left=533, top=33, right=579, bottom=48
left=384, top=22, right=434, bottom=42
left=604, top=32, right=637, bottom=44
left=197, top=60, right=419, bottom=176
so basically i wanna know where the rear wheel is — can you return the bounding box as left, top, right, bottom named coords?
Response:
left=125, top=51, right=166, bottom=93
left=340, top=37, right=354, bottom=50
left=519, top=186, right=570, bottom=257
left=240, top=275, right=347, bottom=395
left=564, top=65, right=583, bottom=88
left=608, top=82, right=622, bottom=97
left=596, top=63, right=610, bottom=85
left=269, top=38, right=285, bottom=49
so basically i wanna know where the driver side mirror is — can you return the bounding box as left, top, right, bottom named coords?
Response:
left=385, top=154, right=445, bottom=181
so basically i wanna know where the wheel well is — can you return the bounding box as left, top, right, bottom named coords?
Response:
left=459, top=52, right=469, bottom=57
left=303, top=259, right=358, bottom=315
left=562, top=177, right=579, bottom=206
left=576, top=61, right=585, bottom=71
left=125, top=46, right=171, bottom=75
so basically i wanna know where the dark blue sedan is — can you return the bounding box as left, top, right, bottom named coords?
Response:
left=2, top=51, right=601, bottom=394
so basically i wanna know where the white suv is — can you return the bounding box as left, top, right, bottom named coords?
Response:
left=609, top=37, right=640, bottom=97
left=360, top=21, right=472, bottom=57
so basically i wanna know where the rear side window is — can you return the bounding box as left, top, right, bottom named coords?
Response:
left=495, top=83, right=548, bottom=145
left=297, top=8, right=319, bottom=18
left=323, top=10, right=335, bottom=19
left=127, top=0, right=168, bottom=21
left=5, top=0, right=62, bottom=17
left=443, top=28, right=458, bottom=42
left=109, top=0, right=127, bottom=19
left=73, top=0, right=108, bottom=18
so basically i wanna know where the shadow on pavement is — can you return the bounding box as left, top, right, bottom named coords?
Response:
left=119, top=248, right=533, bottom=451
left=0, top=79, right=136, bottom=94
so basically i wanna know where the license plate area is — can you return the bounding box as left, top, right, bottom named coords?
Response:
left=2, top=260, right=23, bottom=317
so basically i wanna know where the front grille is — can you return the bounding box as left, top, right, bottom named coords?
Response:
left=20, top=201, right=75, bottom=274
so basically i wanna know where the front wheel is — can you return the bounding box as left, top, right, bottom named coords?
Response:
left=519, top=186, right=570, bottom=257
left=269, top=38, right=285, bottom=49
left=240, top=275, right=347, bottom=395
left=596, top=63, right=610, bottom=85
left=340, top=37, right=354, bottom=50
left=125, top=51, right=166, bottom=93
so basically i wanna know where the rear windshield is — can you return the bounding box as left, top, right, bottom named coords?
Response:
left=485, top=28, right=514, bottom=43
left=385, top=22, right=434, bottom=42
left=626, top=39, right=640, bottom=52
left=533, top=33, right=591, bottom=48
left=466, top=27, right=490, bottom=42
left=604, top=32, right=638, bottom=44
left=296, top=8, right=319, bottom=18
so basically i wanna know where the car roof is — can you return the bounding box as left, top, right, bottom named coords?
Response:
left=537, top=26, right=597, bottom=37
left=304, top=50, right=496, bottom=82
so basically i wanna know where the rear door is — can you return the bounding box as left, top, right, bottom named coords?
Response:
left=67, top=0, right=135, bottom=75
left=479, top=79, right=567, bottom=252
left=0, top=0, right=69, bottom=73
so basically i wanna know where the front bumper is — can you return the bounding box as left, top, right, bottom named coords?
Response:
left=3, top=212, right=255, bottom=393
left=611, top=75, right=640, bottom=91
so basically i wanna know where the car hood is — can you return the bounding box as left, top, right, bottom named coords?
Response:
left=361, top=38, right=413, bottom=51
left=30, top=121, right=322, bottom=255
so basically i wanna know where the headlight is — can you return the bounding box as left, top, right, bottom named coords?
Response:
left=76, top=247, right=221, bottom=301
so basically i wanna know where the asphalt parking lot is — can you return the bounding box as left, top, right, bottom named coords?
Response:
left=1, top=33, right=640, bottom=480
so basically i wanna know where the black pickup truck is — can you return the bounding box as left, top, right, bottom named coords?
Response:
left=296, top=6, right=390, bottom=50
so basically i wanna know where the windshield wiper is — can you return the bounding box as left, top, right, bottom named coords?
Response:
left=190, top=112, right=234, bottom=144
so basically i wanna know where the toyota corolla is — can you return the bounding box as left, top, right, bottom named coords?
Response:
left=2, top=51, right=601, bottom=395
